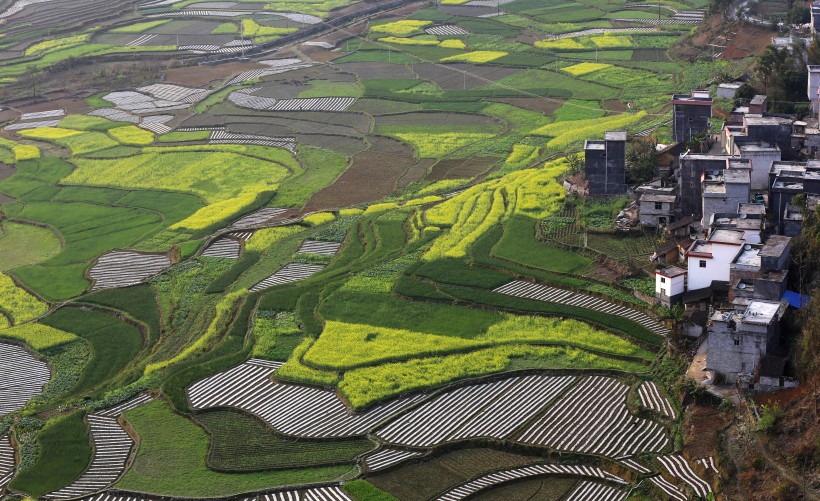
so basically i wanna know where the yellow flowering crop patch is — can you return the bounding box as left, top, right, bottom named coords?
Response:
left=439, top=39, right=466, bottom=49
left=170, top=189, right=266, bottom=231
left=25, top=34, right=90, bottom=56
left=561, top=62, right=612, bottom=76
left=108, top=125, right=154, bottom=146
left=0, top=323, right=76, bottom=350
left=440, top=50, right=507, bottom=63
left=0, top=273, right=48, bottom=325
left=534, top=38, right=586, bottom=50
left=302, top=212, right=336, bottom=226
left=393, top=132, right=495, bottom=157
left=370, top=20, right=431, bottom=36
left=377, top=36, right=439, bottom=46
left=18, top=127, right=82, bottom=140
left=533, top=111, right=647, bottom=149
left=589, top=34, right=633, bottom=48
left=0, top=137, right=39, bottom=161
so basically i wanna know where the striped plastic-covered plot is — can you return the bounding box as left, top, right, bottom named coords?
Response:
left=249, top=263, right=325, bottom=291
left=187, top=359, right=424, bottom=438
left=89, top=251, right=171, bottom=290
left=1, top=0, right=56, bottom=19
left=230, top=207, right=288, bottom=228
left=45, top=415, right=133, bottom=499
left=464, top=0, right=514, bottom=7
left=5, top=119, right=61, bottom=130
left=638, top=380, right=676, bottom=418
left=425, top=24, right=469, bottom=35
left=361, top=447, right=425, bottom=472
left=649, top=475, right=687, bottom=501
left=147, top=9, right=248, bottom=17
left=376, top=375, right=575, bottom=448
left=126, top=34, right=157, bottom=47
left=0, top=342, right=50, bottom=416
left=517, top=376, right=670, bottom=458
left=657, top=454, right=712, bottom=499
left=95, top=393, right=154, bottom=417
left=20, top=109, right=65, bottom=120
left=298, top=240, right=342, bottom=256
left=138, top=84, right=209, bottom=104
left=494, top=280, right=669, bottom=336
left=435, top=464, right=626, bottom=501
left=210, top=130, right=297, bottom=151
left=268, top=97, right=355, bottom=112
left=0, top=434, right=14, bottom=491
left=228, top=90, right=278, bottom=110
left=202, top=237, right=242, bottom=259
left=564, top=481, right=627, bottom=501
left=618, top=456, right=651, bottom=474
left=137, top=122, right=171, bottom=134
left=696, top=456, right=718, bottom=473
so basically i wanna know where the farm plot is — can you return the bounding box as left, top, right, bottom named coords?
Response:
left=45, top=415, right=134, bottom=499
left=298, top=240, right=342, bottom=256
left=102, top=91, right=189, bottom=115
left=230, top=208, right=290, bottom=229
left=648, top=475, right=687, bottom=500
left=656, top=454, right=712, bottom=499
left=0, top=342, right=50, bottom=416
left=137, top=84, right=208, bottom=104
left=5, top=120, right=62, bottom=131
left=0, top=434, right=13, bottom=491
left=564, top=480, right=627, bottom=501
left=201, top=231, right=253, bottom=259
left=228, top=90, right=355, bottom=112
left=376, top=375, right=576, bottom=448
left=96, top=392, right=155, bottom=417
left=412, top=63, right=521, bottom=90
left=435, top=464, right=626, bottom=501
left=87, top=108, right=139, bottom=124
left=0, top=272, right=48, bottom=325
left=426, top=24, right=470, bottom=35
left=138, top=115, right=174, bottom=135
left=249, top=262, right=325, bottom=291
left=88, top=251, right=172, bottom=290
left=20, top=109, right=65, bottom=121
left=517, top=375, right=670, bottom=457
left=209, top=130, right=297, bottom=151
left=81, top=485, right=352, bottom=501
left=361, top=448, right=425, bottom=473
left=493, top=280, right=669, bottom=336
left=638, top=380, right=676, bottom=418
left=186, top=359, right=425, bottom=438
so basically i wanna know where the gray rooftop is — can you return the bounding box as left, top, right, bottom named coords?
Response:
left=760, top=235, right=791, bottom=258
left=732, top=244, right=762, bottom=267
left=738, top=143, right=780, bottom=152
left=750, top=95, right=767, bottom=105
left=605, top=130, right=627, bottom=141
left=657, top=266, right=687, bottom=277
left=641, top=193, right=676, bottom=203
left=709, top=229, right=746, bottom=244
left=741, top=300, right=784, bottom=325
left=745, top=116, right=780, bottom=126
left=738, top=203, right=766, bottom=215
left=724, top=169, right=750, bottom=183
left=584, top=140, right=605, bottom=151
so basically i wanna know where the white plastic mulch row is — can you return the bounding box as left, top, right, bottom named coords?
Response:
left=547, top=26, right=655, bottom=40
left=230, top=207, right=288, bottom=229
left=614, top=18, right=700, bottom=24
left=45, top=416, right=133, bottom=499
left=187, top=359, right=424, bottom=438
left=618, top=456, right=651, bottom=474
left=517, top=376, right=670, bottom=458
left=5, top=119, right=61, bottom=130
left=425, top=25, right=470, bottom=36
left=638, top=380, right=676, bottom=419
left=147, top=9, right=251, bottom=17
left=225, top=62, right=313, bottom=86
left=268, top=11, right=322, bottom=24
left=245, top=486, right=352, bottom=501
left=0, top=343, right=50, bottom=416
left=87, top=108, right=139, bottom=124
left=493, top=280, right=669, bottom=336
left=648, top=475, right=687, bottom=501
left=137, top=84, right=208, bottom=104
left=95, top=393, right=155, bottom=417
left=20, top=109, right=64, bottom=120
left=361, top=447, right=424, bottom=472
left=137, top=122, right=172, bottom=135
left=656, top=454, right=712, bottom=499
left=376, top=375, right=575, bottom=448
left=209, top=130, right=296, bottom=151
left=202, top=231, right=252, bottom=259
left=249, top=263, right=325, bottom=291
left=227, top=90, right=354, bottom=112
left=0, top=434, right=14, bottom=491
left=435, top=464, right=626, bottom=501
left=89, top=251, right=171, bottom=290
left=126, top=34, right=157, bottom=47
left=564, top=480, right=627, bottom=501
left=102, top=91, right=189, bottom=114
left=464, top=0, right=514, bottom=7
left=298, top=240, right=341, bottom=256
left=697, top=456, right=719, bottom=473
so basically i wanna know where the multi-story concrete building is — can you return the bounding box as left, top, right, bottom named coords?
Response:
left=639, top=193, right=676, bottom=228
left=678, top=153, right=730, bottom=219
left=706, top=300, right=788, bottom=384
left=768, top=160, right=820, bottom=233
left=686, top=229, right=746, bottom=291
left=655, top=265, right=687, bottom=307
left=736, top=143, right=780, bottom=190
left=583, top=130, right=626, bottom=195
left=701, top=168, right=751, bottom=228
left=809, top=65, right=820, bottom=116
left=672, top=90, right=712, bottom=143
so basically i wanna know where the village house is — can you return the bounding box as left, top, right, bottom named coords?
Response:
left=583, top=130, right=626, bottom=195
left=672, top=90, right=712, bottom=143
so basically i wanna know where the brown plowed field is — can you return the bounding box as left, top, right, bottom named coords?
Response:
left=428, top=157, right=498, bottom=181
left=486, top=97, right=564, bottom=115
left=165, top=62, right=266, bottom=88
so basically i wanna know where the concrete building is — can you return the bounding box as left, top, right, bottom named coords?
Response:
left=701, top=168, right=751, bottom=228
left=809, top=65, right=820, bottom=115
left=706, top=300, right=788, bottom=384
left=672, top=90, right=712, bottom=143
left=639, top=193, right=676, bottom=228
left=686, top=229, right=746, bottom=291
left=812, top=2, right=820, bottom=33
left=655, top=265, right=687, bottom=307
left=729, top=235, right=790, bottom=309
left=678, top=153, right=730, bottom=218
left=748, top=95, right=767, bottom=115
left=736, top=143, right=781, bottom=190
left=583, top=130, right=626, bottom=195
left=709, top=212, right=763, bottom=244
left=717, top=82, right=743, bottom=99
left=768, top=160, right=820, bottom=233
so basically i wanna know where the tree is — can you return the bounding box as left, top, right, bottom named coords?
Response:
left=565, top=151, right=584, bottom=174
left=787, top=3, right=811, bottom=24
left=626, top=135, right=657, bottom=184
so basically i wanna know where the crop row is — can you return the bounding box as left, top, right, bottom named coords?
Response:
left=0, top=342, right=50, bottom=416
left=89, top=251, right=171, bottom=290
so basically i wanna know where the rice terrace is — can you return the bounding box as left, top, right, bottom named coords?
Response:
left=0, top=0, right=803, bottom=498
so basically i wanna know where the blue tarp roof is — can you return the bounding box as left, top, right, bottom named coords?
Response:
left=782, top=290, right=809, bottom=309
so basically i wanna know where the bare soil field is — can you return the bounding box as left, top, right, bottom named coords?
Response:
left=165, top=62, right=266, bottom=87
left=428, top=157, right=498, bottom=181
left=17, top=98, right=90, bottom=115
left=471, top=477, right=578, bottom=501
left=398, top=158, right=435, bottom=188
left=487, top=97, right=565, bottom=115
left=0, top=163, right=15, bottom=182
left=252, top=83, right=312, bottom=99
left=683, top=404, right=727, bottom=462
left=376, top=111, right=501, bottom=127
left=336, top=62, right=417, bottom=80
left=304, top=136, right=418, bottom=210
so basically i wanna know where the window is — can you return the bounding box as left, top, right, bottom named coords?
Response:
left=741, top=362, right=746, bottom=371
left=660, top=277, right=666, bottom=283
left=734, top=339, right=741, bottom=346
left=699, top=260, right=707, bottom=268
left=654, top=202, right=663, bottom=210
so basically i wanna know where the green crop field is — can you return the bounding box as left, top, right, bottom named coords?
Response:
left=0, top=0, right=733, bottom=497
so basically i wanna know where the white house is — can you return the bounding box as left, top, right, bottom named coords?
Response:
left=686, top=229, right=745, bottom=290
left=655, top=266, right=687, bottom=307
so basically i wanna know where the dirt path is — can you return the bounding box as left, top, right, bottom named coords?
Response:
left=753, top=434, right=820, bottom=501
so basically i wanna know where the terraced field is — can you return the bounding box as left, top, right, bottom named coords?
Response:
left=0, top=0, right=725, bottom=497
